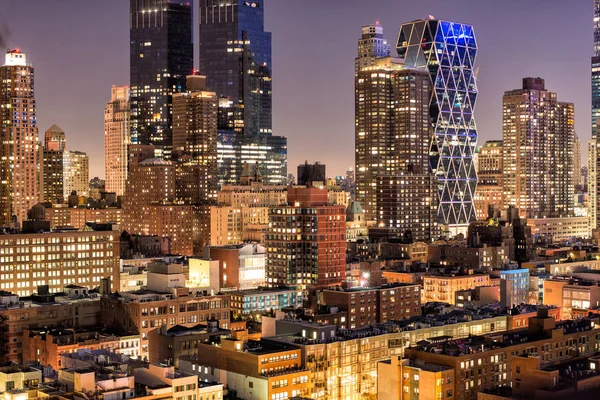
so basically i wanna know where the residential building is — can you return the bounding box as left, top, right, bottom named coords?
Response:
left=544, top=279, right=600, bottom=319
left=503, top=78, right=575, bottom=218
left=180, top=337, right=309, bottom=400
left=0, top=287, right=101, bottom=363
left=423, top=273, right=491, bottom=305
left=129, top=0, right=193, bottom=158
left=355, top=23, right=391, bottom=73
left=104, top=86, right=130, bottom=197
left=297, top=161, right=326, bottom=186
left=398, top=19, right=479, bottom=234
left=492, top=267, right=530, bottom=307
left=136, top=363, right=223, bottom=400
left=474, top=140, right=503, bottom=220
left=0, top=49, right=40, bottom=224
left=101, top=261, right=231, bottom=360
left=455, top=286, right=500, bottom=308
left=403, top=309, right=600, bottom=400
left=265, top=187, right=346, bottom=288
left=0, top=363, right=42, bottom=394
left=320, top=283, right=421, bottom=329
left=148, top=321, right=229, bottom=367
left=205, top=244, right=267, bottom=290
left=172, top=74, right=218, bottom=202
left=229, top=288, right=303, bottom=317
left=63, top=150, right=89, bottom=198
left=527, top=216, right=589, bottom=241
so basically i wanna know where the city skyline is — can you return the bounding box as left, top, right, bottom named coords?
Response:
left=0, top=0, right=593, bottom=178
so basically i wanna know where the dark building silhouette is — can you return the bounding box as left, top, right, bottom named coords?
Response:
left=297, top=161, right=326, bottom=185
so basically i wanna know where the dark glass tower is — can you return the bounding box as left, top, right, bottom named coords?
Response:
left=129, top=0, right=193, bottom=158
left=199, top=0, right=286, bottom=186
left=398, top=19, right=479, bottom=233
left=199, top=0, right=272, bottom=135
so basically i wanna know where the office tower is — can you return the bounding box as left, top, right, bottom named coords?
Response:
left=198, top=0, right=287, bottom=185
left=63, top=151, right=89, bottom=198
left=265, top=187, right=346, bottom=288
left=398, top=19, right=479, bottom=234
left=574, top=134, right=582, bottom=190
left=0, top=49, right=40, bottom=225
left=355, top=23, right=391, bottom=74
left=44, top=124, right=66, bottom=151
left=172, top=74, right=218, bottom=201
left=104, top=86, right=130, bottom=197
left=591, top=1, right=600, bottom=231
left=474, top=140, right=503, bottom=219
left=129, top=0, right=193, bottom=158
left=297, top=161, right=326, bottom=185
left=502, top=78, right=575, bottom=218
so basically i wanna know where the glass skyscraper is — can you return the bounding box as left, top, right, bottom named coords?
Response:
left=129, top=0, right=193, bottom=158
left=398, top=19, right=479, bottom=232
left=199, top=0, right=287, bottom=185
left=591, top=0, right=600, bottom=231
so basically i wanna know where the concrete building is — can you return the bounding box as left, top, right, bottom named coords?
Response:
left=297, top=161, right=326, bottom=186
left=135, top=363, right=223, bottom=400
left=455, top=286, right=500, bottom=308
left=180, top=336, right=309, bottom=400
left=492, top=267, right=530, bottom=307
left=474, top=141, right=504, bottom=220
left=104, top=86, right=130, bottom=197
left=503, top=78, right=575, bottom=219
left=229, top=287, right=303, bottom=318
left=0, top=223, right=119, bottom=296
left=204, top=244, right=267, bottom=290
left=266, top=187, right=346, bottom=288
left=63, top=150, right=89, bottom=199
left=0, top=363, right=42, bottom=394
left=0, top=49, right=40, bottom=224
left=423, top=273, right=491, bottom=305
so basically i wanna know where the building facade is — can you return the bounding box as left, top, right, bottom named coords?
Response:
left=104, top=86, right=130, bottom=197
left=0, top=49, right=40, bottom=224
left=266, top=187, right=346, bottom=288
left=398, top=19, right=479, bottom=233
left=503, top=78, right=575, bottom=219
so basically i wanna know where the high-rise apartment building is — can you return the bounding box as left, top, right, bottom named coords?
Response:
left=265, top=187, right=346, bottom=289
left=172, top=74, right=218, bottom=201
left=43, top=125, right=66, bottom=204
left=355, top=25, right=438, bottom=240
left=198, top=0, right=287, bottom=185
left=104, top=86, right=130, bottom=197
left=0, top=49, right=40, bottom=225
left=398, top=19, right=479, bottom=234
left=503, top=78, right=575, bottom=218
left=129, top=0, right=193, bottom=158
left=574, top=133, right=582, bottom=190
left=474, top=140, right=503, bottom=219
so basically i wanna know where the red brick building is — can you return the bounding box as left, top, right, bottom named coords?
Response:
left=266, top=187, right=346, bottom=288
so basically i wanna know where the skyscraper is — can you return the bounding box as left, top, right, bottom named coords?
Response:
left=398, top=19, right=479, bottom=234
left=198, top=0, right=287, bottom=185
left=129, top=0, right=193, bottom=158
left=43, top=125, right=66, bottom=204
left=355, top=23, right=391, bottom=74
left=63, top=150, right=90, bottom=199
left=355, top=24, right=438, bottom=240
left=502, top=78, right=575, bottom=218
left=591, top=0, right=600, bottom=231
left=474, top=140, right=503, bottom=219
left=172, top=74, right=218, bottom=201
left=0, top=49, right=40, bottom=225
left=44, top=124, right=66, bottom=152
left=104, top=86, right=130, bottom=197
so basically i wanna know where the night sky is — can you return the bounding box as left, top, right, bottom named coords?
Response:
left=1, top=0, right=593, bottom=179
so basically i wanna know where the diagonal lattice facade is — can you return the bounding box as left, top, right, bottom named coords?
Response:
left=398, top=19, right=478, bottom=227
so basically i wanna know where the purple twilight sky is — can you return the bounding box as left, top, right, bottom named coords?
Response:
left=1, top=0, right=593, bottom=179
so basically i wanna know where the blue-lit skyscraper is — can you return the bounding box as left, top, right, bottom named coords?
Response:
left=398, top=19, right=478, bottom=233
